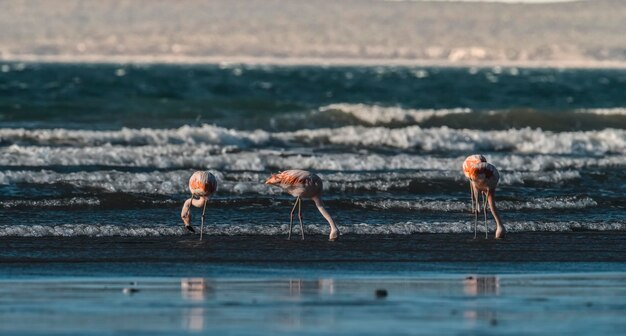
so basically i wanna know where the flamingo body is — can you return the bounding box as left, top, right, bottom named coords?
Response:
left=463, top=154, right=487, bottom=224
left=463, top=154, right=487, bottom=180
left=266, top=170, right=339, bottom=241
left=266, top=170, right=323, bottom=198
left=467, top=162, right=499, bottom=193
left=181, top=171, right=217, bottom=238
left=466, top=162, right=506, bottom=239
left=189, top=171, right=217, bottom=197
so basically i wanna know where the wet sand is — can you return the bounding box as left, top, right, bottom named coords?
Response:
left=1, top=232, right=624, bottom=334
left=1, top=232, right=625, bottom=278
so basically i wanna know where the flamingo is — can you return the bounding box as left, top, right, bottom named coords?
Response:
left=467, top=162, right=506, bottom=239
left=463, top=154, right=487, bottom=238
left=265, top=170, right=339, bottom=241
left=181, top=171, right=217, bottom=240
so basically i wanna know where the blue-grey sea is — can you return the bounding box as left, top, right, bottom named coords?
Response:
left=1, top=63, right=625, bottom=335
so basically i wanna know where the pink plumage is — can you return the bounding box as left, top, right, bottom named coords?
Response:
left=266, top=169, right=338, bottom=241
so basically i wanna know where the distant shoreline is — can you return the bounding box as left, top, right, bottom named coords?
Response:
left=3, top=54, right=626, bottom=69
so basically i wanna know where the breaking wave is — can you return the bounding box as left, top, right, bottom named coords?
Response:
left=312, top=105, right=626, bottom=130
left=2, top=125, right=626, bottom=156
left=353, top=196, right=597, bottom=212
left=0, top=168, right=586, bottom=198
left=0, top=220, right=622, bottom=237
left=0, top=197, right=102, bottom=209
left=318, top=104, right=471, bottom=125
left=578, top=108, right=626, bottom=116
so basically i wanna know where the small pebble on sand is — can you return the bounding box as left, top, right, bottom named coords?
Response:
left=123, top=288, right=139, bottom=295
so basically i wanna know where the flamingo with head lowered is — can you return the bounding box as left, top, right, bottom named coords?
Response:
left=467, top=162, right=506, bottom=239
left=181, top=171, right=217, bottom=240
left=265, top=170, right=339, bottom=241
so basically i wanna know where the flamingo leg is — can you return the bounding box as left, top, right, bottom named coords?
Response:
left=483, top=192, right=488, bottom=239
left=200, top=198, right=208, bottom=241
left=288, top=197, right=299, bottom=240
left=473, top=186, right=478, bottom=239
left=470, top=181, right=475, bottom=214
left=298, top=197, right=304, bottom=240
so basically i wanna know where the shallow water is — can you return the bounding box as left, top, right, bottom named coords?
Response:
left=2, top=233, right=626, bottom=335
left=1, top=273, right=625, bottom=336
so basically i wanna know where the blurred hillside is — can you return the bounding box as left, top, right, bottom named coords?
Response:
left=1, top=0, right=624, bottom=66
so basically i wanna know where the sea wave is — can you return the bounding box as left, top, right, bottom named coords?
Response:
left=2, top=143, right=625, bottom=171
left=318, top=104, right=471, bottom=125
left=0, top=168, right=585, bottom=198
left=0, top=192, right=598, bottom=212
left=578, top=108, right=626, bottom=116
left=353, top=196, right=597, bottom=211
left=2, top=125, right=626, bottom=155
left=0, top=220, right=622, bottom=237
left=0, top=125, right=269, bottom=147
left=313, top=105, right=626, bottom=130
left=0, top=197, right=101, bottom=209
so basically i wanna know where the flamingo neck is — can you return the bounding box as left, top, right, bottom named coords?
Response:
left=190, top=196, right=208, bottom=208
left=181, top=198, right=193, bottom=225
left=312, top=196, right=338, bottom=232
left=181, top=197, right=208, bottom=218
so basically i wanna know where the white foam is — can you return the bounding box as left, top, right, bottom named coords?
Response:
left=279, top=126, right=626, bottom=155
left=0, top=197, right=101, bottom=208
left=3, top=124, right=626, bottom=155
left=354, top=200, right=468, bottom=211
left=0, top=170, right=262, bottom=196
left=354, top=196, right=597, bottom=211
left=319, top=104, right=471, bottom=125
left=2, top=144, right=624, bottom=174
left=577, top=108, right=626, bottom=116
left=499, top=170, right=581, bottom=185
left=0, top=125, right=268, bottom=147
left=0, top=220, right=622, bottom=237
left=0, top=224, right=184, bottom=237
left=0, top=168, right=584, bottom=197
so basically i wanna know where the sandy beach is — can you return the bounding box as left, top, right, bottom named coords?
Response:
left=2, top=232, right=625, bottom=269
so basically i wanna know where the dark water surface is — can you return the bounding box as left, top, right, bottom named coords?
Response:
left=1, top=63, right=626, bottom=238
left=0, top=233, right=624, bottom=278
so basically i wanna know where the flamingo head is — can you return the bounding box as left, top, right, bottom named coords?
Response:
left=265, top=172, right=282, bottom=185
left=181, top=209, right=191, bottom=226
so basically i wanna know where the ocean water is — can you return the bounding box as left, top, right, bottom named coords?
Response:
left=1, top=63, right=626, bottom=236
left=1, top=63, right=626, bottom=335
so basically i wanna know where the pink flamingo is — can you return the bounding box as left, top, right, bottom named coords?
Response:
left=181, top=171, right=217, bottom=240
left=265, top=170, right=339, bottom=241
left=463, top=154, right=487, bottom=238
left=467, top=162, right=506, bottom=239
